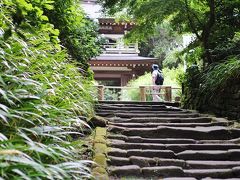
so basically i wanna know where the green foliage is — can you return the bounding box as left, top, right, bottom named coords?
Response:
left=181, top=56, right=240, bottom=110
left=200, top=57, right=240, bottom=100
left=163, top=49, right=182, bottom=69
left=101, top=0, right=240, bottom=64
left=101, top=0, right=240, bottom=114
left=162, top=67, right=183, bottom=88
left=0, top=0, right=96, bottom=179
left=121, top=73, right=152, bottom=101
left=45, top=0, right=101, bottom=78
left=180, top=65, right=201, bottom=109
left=138, top=22, right=183, bottom=68
left=183, top=46, right=204, bottom=69
left=121, top=68, right=183, bottom=101
left=104, top=89, right=120, bottom=101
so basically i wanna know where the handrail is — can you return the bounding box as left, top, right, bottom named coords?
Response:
left=95, top=85, right=181, bottom=102
left=102, top=43, right=139, bottom=54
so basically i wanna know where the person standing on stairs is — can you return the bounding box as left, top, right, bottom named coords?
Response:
left=152, top=64, right=164, bottom=101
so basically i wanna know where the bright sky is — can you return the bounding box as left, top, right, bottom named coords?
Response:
left=81, top=2, right=102, bottom=19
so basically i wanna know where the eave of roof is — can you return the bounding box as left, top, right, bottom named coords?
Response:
left=91, top=54, right=158, bottom=61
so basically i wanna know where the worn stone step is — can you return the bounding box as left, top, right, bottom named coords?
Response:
left=201, top=178, right=240, bottom=180
left=107, top=134, right=128, bottom=141
left=97, top=103, right=167, bottom=108
left=108, top=156, right=240, bottom=170
left=108, top=157, right=240, bottom=169
left=110, top=117, right=213, bottom=123
left=164, top=178, right=197, bottom=180
left=97, top=104, right=182, bottom=110
left=186, top=160, right=240, bottom=169
left=127, top=149, right=176, bottom=159
left=183, top=168, right=240, bottom=178
left=108, top=135, right=197, bottom=144
left=109, top=122, right=229, bottom=128
left=164, top=178, right=240, bottom=180
left=106, top=167, right=240, bottom=179
left=97, top=106, right=171, bottom=112
left=96, top=109, right=189, bottom=114
left=108, top=141, right=240, bottom=152
left=97, top=105, right=167, bottom=110
left=142, top=166, right=184, bottom=177
left=177, top=150, right=240, bottom=160
left=130, top=157, right=185, bottom=168
left=108, top=148, right=127, bottom=157
left=109, top=141, right=166, bottom=150
left=109, top=165, right=187, bottom=178
left=198, top=139, right=240, bottom=144
left=109, top=165, right=141, bottom=177
left=100, top=101, right=240, bottom=179
left=107, top=156, right=130, bottom=166
left=109, top=126, right=240, bottom=140
left=108, top=148, right=176, bottom=158
left=98, top=100, right=180, bottom=107
left=97, top=112, right=199, bottom=118
left=99, top=113, right=200, bottom=118
left=166, top=144, right=240, bottom=153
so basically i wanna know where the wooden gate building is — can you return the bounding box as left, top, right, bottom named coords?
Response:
left=89, top=18, right=158, bottom=86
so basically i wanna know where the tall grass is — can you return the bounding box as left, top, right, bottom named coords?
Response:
left=199, top=57, right=240, bottom=99
left=0, top=0, right=97, bottom=179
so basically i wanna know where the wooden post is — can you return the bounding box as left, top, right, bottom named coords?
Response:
left=175, top=96, right=180, bottom=102
left=140, top=86, right=146, bottom=102
left=165, top=86, right=172, bottom=102
left=98, top=85, right=104, bottom=101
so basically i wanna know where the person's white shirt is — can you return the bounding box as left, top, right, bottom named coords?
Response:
left=152, top=69, right=161, bottom=101
left=152, top=69, right=159, bottom=83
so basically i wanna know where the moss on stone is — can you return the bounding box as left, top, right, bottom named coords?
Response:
left=93, top=153, right=107, bottom=168
left=94, top=136, right=107, bottom=144
left=88, top=116, right=108, bottom=128
left=96, top=127, right=107, bottom=136
left=92, top=167, right=108, bottom=179
left=92, top=126, right=109, bottom=179
left=94, top=143, right=108, bottom=154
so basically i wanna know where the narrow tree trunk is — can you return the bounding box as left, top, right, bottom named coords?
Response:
left=202, top=0, right=215, bottom=66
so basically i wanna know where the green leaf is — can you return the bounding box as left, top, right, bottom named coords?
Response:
left=44, top=4, right=54, bottom=10
left=40, top=15, right=49, bottom=21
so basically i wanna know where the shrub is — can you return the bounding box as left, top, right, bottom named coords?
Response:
left=0, top=0, right=97, bottom=179
left=121, top=67, right=183, bottom=101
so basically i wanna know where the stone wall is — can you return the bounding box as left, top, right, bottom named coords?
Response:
left=202, top=83, right=240, bottom=120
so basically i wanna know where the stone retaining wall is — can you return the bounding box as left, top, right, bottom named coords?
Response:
left=202, top=83, right=240, bottom=120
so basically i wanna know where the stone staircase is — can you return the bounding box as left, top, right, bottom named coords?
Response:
left=95, top=101, right=240, bottom=179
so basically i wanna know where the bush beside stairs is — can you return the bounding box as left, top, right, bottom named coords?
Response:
left=92, top=101, right=240, bottom=179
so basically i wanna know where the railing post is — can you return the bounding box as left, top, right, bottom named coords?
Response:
left=165, top=86, right=172, bottom=102
left=140, top=86, right=146, bottom=102
left=98, top=85, right=104, bottom=101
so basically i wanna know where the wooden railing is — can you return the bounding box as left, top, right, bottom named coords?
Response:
left=95, top=85, right=181, bottom=102
left=102, top=43, right=139, bottom=54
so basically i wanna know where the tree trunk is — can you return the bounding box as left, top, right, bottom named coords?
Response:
left=202, top=0, right=216, bottom=66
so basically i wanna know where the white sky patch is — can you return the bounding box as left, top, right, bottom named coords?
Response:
left=81, top=2, right=102, bottom=19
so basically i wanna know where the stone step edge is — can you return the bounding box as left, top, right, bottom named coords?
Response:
left=98, top=101, right=180, bottom=107
left=107, top=134, right=240, bottom=144
left=107, top=148, right=240, bottom=161
left=108, top=141, right=240, bottom=152
left=108, top=122, right=230, bottom=128
left=108, top=125, right=240, bottom=140
left=96, top=111, right=195, bottom=117
left=108, top=165, right=240, bottom=178
left=108, top=155, right=240, bottom=169
left=110, top=117, right=214, bottom=123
